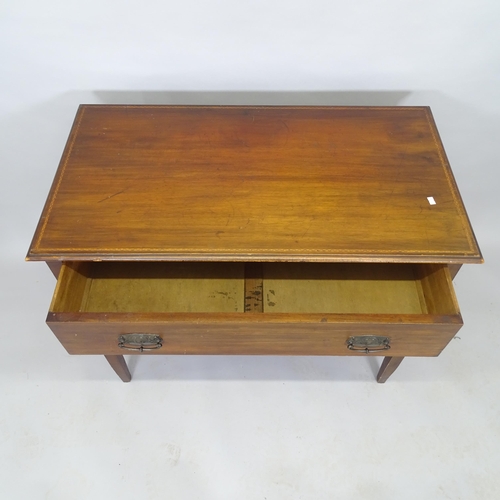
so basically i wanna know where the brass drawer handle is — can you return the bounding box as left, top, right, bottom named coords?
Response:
left=118, top=334, right=163, bottom=351
left=347, top=335, right=391, bottom=353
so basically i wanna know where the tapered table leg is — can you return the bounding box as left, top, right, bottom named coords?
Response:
left=376, top=356, right=404, bottom=383
left=105, top=355, right=132, bottom=382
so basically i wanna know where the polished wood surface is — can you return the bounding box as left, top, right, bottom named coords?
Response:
left=27, top=105, right=482, bottom=263
left=47, top=315, right=462, bottom=357
left=415, top=264, right=460, bottom=315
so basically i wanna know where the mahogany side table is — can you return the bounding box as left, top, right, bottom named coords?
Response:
left=27, top=105, right=482, bottom=382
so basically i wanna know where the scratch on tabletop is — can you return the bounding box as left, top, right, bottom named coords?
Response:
left=98, top=189, right=126, bottom=203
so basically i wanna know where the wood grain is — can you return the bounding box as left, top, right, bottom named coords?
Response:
left=415, top=264, right=460, bottom=315
left=49, top=262, right=91, bottom=312
left=47, top=314, right=462, bottom=357
left=27, top=105, right=482, bottom=263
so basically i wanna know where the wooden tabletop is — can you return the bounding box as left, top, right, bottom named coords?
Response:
left=27, top=105, right=482, bottom=263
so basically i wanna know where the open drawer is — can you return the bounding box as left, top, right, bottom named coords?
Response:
left=47, top=262, right=463, bottom=357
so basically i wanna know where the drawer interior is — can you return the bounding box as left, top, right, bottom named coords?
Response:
left=51, top=262, right=245, bottom=313
left=50, top=262, right=459, bottom=315
left=264, top=263, right=427, bottom=314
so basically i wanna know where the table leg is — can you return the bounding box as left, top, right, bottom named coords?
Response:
left=105, top=355, right=132, bottom=382
left=376, top=356, right=404, bottom=383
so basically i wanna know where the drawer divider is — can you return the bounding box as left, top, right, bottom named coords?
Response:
left=244, top=263, right=263, bottom=313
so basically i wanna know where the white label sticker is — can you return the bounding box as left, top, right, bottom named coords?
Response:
left=427, top=196, right=436, bottom=205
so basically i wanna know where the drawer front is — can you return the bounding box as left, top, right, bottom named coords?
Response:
left=47, top=314, right=462, bottom=357
left=47, top=261, right=463, bottom=357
